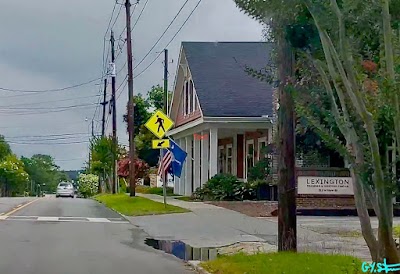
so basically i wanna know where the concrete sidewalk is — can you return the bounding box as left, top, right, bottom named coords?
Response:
left=126, top=194, right=372, bottom=261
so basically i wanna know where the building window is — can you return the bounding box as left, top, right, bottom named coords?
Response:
left=190, top=80, right=196, bottom=111
left=218, top=146, right=225, bottom=174
left=185, top=81, right=189, bottom=115
left=246, top=140, right=255, bottom=178
left=226, top=144, right=233, bottom=174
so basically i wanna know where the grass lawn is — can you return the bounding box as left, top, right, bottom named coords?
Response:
left=136, top=186, right=176, bottom=196
left=201, top=252, right=363, bottom=274
left=394, top=226, right=400, bottom=238
left=94, top=194, right=189, bottom=216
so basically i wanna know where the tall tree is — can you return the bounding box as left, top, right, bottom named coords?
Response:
left=123, top=86, right=173, bottom=166
left=0, top=135, right=11, bottom=161
left=234, top=0, right=400, bottom=262
left=21, top=154, right=64, bottom=193
left=0, top=155, right=29, bottom=196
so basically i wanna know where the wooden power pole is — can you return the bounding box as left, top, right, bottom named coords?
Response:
left=101, top=78, right=108, bottom=137
left=277, top=32, right=297, bottom=252
left=110, top=30, right=117, bottom=194
left=125, top=0, right=136, bottom=197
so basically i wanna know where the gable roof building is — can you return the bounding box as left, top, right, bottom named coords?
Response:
left=167, top=41, right=276, bottom=196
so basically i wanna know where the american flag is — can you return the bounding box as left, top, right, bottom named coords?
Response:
left=158, top=149, right=172, bottom=178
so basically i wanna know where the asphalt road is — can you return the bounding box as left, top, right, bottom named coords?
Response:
left=0, top=197, right=36, bottom=215
left=0, top=196, right=193, bottom=274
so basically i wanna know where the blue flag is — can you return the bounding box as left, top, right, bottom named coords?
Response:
left=168, top=139, right=187, bottom=178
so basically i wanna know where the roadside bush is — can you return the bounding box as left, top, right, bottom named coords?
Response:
left=192, top=174, right=255, bottom=201
left=78, top=173, right=99, bottom=198
left=247, top=156, right=271, bottom=181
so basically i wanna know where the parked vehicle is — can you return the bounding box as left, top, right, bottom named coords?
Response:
left=56, top=182, right=74, bottom=198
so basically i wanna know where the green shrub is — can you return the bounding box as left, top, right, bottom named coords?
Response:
left=192, top=173, right=255, bottom=201
left=247, top=156, right=271, bottom=181
left=78, top=173, right=99, bottom=198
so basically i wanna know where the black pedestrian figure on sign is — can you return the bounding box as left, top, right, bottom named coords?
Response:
left=155, top=115, right=165, bottom=133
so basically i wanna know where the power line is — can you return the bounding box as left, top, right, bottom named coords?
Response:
left=6, top=136, right=90, bottom=142
left=55, top=157, right=87, bottom=162
left=0, top=94, right=102, bottom=107
left=0, top=104, right=98, bottom=116
left=6, top=133, right=89, bottom=138
left=0, top=102, right=98, bottom=111
left=0, top=78, right=101, bottom=93
left=134, top=0, right=202, bottom=79
left=110, top=3, right=124, bottom=33
left=115, top=1, right=143, bottom=60
left=134, top=0, right=190, bottom=70
left=7, top=140, right=90, bottom=145
left=116, top=75, right=129, bottom=100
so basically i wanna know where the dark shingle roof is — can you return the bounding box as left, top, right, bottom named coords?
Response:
left=182, top=42, right=274, bottom=117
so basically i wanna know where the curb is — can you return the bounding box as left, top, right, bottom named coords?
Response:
left=188, top=261, right=211, bottom=274
left=92, top=198, right=131, bottom=222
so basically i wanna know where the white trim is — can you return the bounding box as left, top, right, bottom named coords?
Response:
left=187, top=65, right=204, bottom=117
left=257, top=137, right=267, bottom=161
left=204, top=117, right=272, bottom=123
left=166, top=117, right=205, bottom=136
left=169, top=45, right=184, bottom=117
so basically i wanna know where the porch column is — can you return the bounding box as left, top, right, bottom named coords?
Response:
left=173, top=139, right=180, bottom=195
left=185, top=135, right=193, bottom=196
left=209, top=127, right=218, bottom=178
left=179, top=138, right=186, bottom=196
left=193, top=134, right=201, bottom=191
left=200, top=130, right=209, bottom=186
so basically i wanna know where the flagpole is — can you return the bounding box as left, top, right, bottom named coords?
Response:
left=162, top=48, right=168, bottom=208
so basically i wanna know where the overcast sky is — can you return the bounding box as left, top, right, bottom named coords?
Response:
left=0, top=0, right=263, bottom=170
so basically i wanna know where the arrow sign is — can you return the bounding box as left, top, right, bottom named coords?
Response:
left=152, top=139, right=170, bottom=149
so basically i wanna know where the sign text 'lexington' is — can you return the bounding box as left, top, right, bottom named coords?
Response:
left=297, top=176, right=354, bottom=195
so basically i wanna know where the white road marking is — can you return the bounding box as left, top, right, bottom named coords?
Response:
left=0, top=216, right=128, bottom=224
left=37, top=217, right=59, bottom=221
left=86, top=218, right=112, bottom=223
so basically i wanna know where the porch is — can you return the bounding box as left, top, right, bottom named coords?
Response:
left=167, top=117, right=273, bottom=196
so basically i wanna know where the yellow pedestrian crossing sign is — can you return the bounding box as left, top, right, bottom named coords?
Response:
left=152, top=139, right=170, bottom=149
left=145, top=110, right=174, bottom=139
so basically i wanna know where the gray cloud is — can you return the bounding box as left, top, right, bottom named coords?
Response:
left=0, top=0, right=263, bottom=170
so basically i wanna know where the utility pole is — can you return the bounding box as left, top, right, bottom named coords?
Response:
left=91, top=120, right=94, bottom=137
left=125, top=0, right=136, bottom=197
left=162, top=49, right=168, bottom=207
left=111, top=30, right=117, bottom=194
left=277, top=32, right=296, bottom=252
left=101, top=79, right=108, bottom=137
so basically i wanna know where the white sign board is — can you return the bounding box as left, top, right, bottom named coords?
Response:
left=297, top=176, right=354, bottom=195
left=157, top=174, right=174, bottom=188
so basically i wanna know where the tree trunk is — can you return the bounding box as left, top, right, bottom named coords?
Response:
left=350, top=166, right=379, bottom=261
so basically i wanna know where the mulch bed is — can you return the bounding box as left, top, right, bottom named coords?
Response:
left=206, top=201, right=278, bottom=217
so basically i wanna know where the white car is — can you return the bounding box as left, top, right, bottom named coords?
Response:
left=56, top=182, right=75, bottom=198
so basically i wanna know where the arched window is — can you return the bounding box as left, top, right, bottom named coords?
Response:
left=185, top=80, right=189, bottom=115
